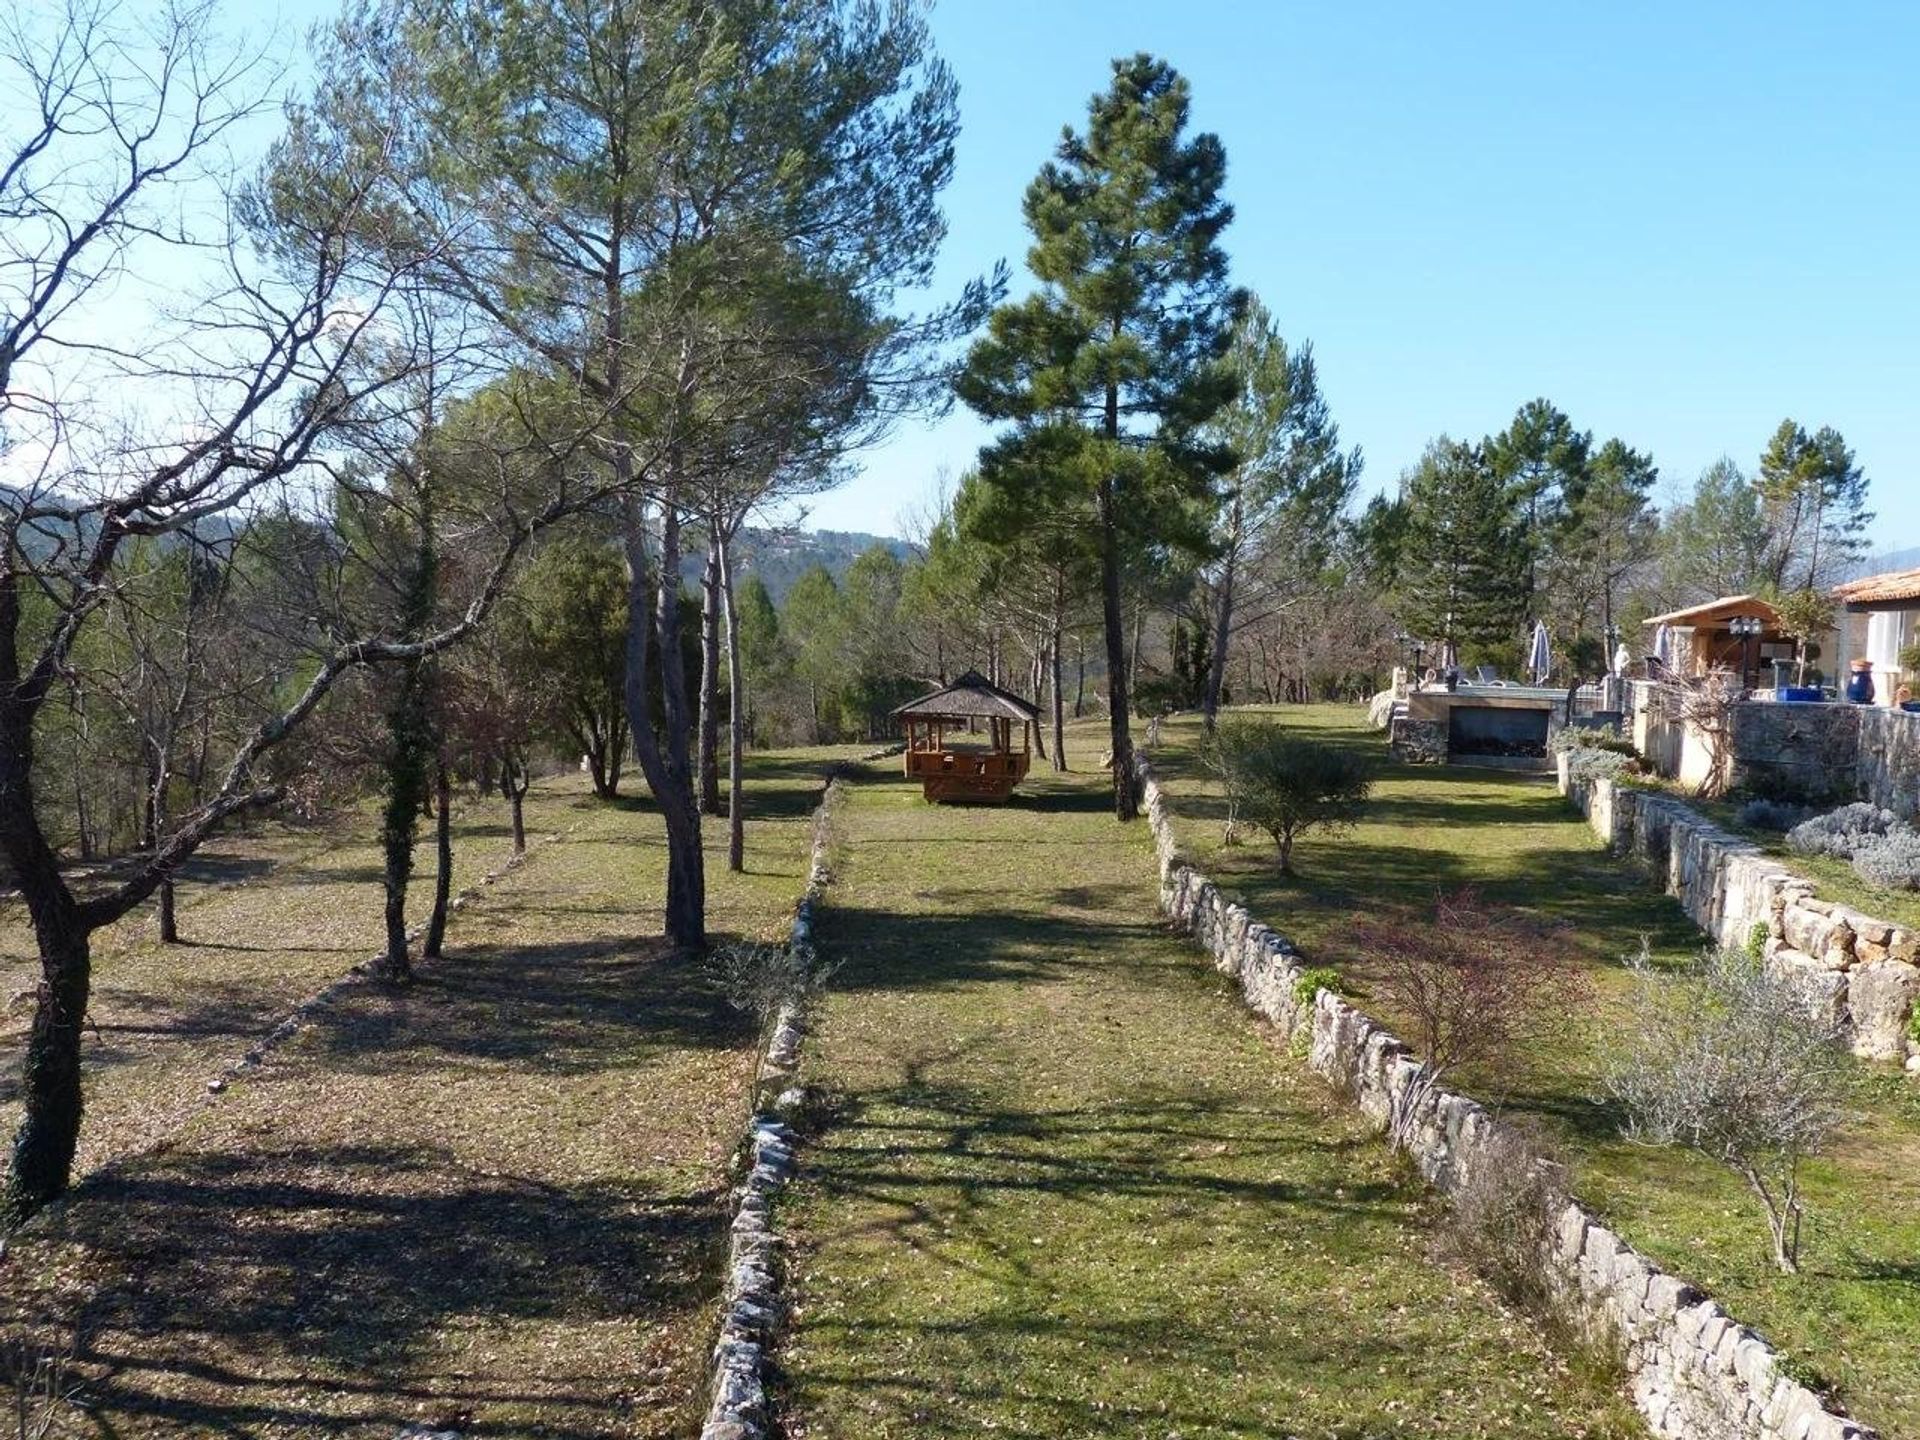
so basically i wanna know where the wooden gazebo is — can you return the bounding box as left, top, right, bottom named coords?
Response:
left=894, top=670, right=1041, bottom=804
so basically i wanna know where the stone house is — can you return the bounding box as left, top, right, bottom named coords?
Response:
left=1833, top=565, right=1920, bottom=706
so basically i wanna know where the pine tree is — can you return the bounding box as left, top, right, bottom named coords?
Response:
left=956, top=54, right=1243, bottom=820
left=1754, top=420, right=1873, bottom=591
left=1486, top=398, right=1591, bottom=623
left=1397, top=438, right=1528, bottom=659
left=1556, top=437, right=1657, bottom=644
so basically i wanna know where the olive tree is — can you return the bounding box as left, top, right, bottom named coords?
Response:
left=1605, top=945, right=1846, bottom=1273
left=1201, top=721, right=1374, bottom=872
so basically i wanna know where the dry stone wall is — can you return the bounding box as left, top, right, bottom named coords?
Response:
left=1137, top=756, right=1875, bottom=1440
left=699, top=744, right=903, bottom=1440
left=1559, top=760, right=1920, bottom=1070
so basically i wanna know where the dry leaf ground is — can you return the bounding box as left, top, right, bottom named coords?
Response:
left=1, top=750, right=863, bottom=1437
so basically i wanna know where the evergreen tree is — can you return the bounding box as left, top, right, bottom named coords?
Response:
left=1556, top=437, right=1657, bottom=643
left=1485, top=399, right=1590, bottom=619
left=1659, top=458, right=1765, bottom=604
left=956, top=54, right=1243, bottom=819
left=1754, top=420, right=1872, bottom=591
left=1397, top=438, right=1528, bottom=659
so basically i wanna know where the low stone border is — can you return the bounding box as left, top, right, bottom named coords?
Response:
left=699, top=743, right=899, bottom=1440
left=1137, top=755, right=1874, bottom=1440
left=1560, top=763, right=1920, bottom=1071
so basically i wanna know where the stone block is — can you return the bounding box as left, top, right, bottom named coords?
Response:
left=1847, top=959, right=1920, bottom=1061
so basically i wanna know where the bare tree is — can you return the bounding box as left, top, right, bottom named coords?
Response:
left=1353, top=890, right=1587, bottom=1149
left=1605, top=944, right=1845, bottom=1273
left=0, top=3, right=610, bottom=1216
left=1650, top=669, right=1743, bottom=798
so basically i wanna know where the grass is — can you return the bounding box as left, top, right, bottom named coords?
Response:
left=777, top=751, right=1643, bottom=1439
left=1150, top=704, right=1920, bottom=1437
left=0, top=749, right=864, bottom=1438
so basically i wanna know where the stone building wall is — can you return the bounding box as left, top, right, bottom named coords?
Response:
left=1726, top=703, right=1862, bottom=805
left=1630, top=682, right=1920, bottom=814
left=1136, top=758, right=1873, bottom=1440
left=1857, top=707, right=1920, bottom=816
left=1559, top=762, right=1920, bottom=1069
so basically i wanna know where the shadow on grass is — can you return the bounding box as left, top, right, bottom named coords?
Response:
left=298, top=931, right=761, bottom=1076
left=34, top=1143, right=725, bottom=1438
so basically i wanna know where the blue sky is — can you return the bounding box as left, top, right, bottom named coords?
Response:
left=802, top=1, right=1920, bottom=552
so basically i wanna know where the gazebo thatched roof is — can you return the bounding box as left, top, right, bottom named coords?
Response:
left=893, top=670, right=1039, bottom=722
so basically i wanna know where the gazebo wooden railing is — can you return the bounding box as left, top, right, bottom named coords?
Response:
left=892, top=671, right=1040, bottom=804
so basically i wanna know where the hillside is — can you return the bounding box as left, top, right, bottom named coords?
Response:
left=679, top=526, right=916, bottom=604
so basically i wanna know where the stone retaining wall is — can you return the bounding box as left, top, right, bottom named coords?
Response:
left=1558, top=761, right=1920, bottom=1069
left=1136, top=757, right=1873, bottom=1440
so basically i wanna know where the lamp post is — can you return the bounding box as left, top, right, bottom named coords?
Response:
left=1728, top=615, right=1764, bottom=690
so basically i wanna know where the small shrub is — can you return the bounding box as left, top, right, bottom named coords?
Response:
left=1563, top=747, right=1635, bottom=785
left=1292, top=965, right=1343, bottom=1009
left=1737, top=797, right=1811, bottom=833
left=1851, top=829, right=1920, bottom=891
left=1353, top=891, right=1588, bottom=1147
left=1550, top=726, right=1638, bottom=759
left=1604, top=943, right=1845, bottom=1273
left=1203, top=723, right=1375, bottom=874
left=1746, top=920, right=1770, bottom=960
left=1439, top=1121, right=1568, bottom=1311
left=1786, top=803, right=1901, bottom=860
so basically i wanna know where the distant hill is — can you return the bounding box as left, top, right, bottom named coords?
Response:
left=1846, top=546, right=1920, bottom=581
left=680, top=526, right=916, bottom=605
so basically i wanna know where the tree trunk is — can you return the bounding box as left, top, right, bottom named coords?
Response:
left=500, top=760, right=528, bottom=854
left=621, top=499, right=706, bottom=953
left=1050, top=615, right=1067, bottom=772
left=378, top=659, right=431, bottom=983
left=6, top=916, right=90, bottom=1223
left=1, top=699, right=93, bottom=1217
left=1074, top=638, right=1086, bottom=718
left=697, top=528, right=723, bottom=817
left=719, top=530, right=747, bottom=874
left=1098, top=478, right=1137, bottom=820
left=1203, top=499, right=1240, bottom=732
left=423, top=757, right=452, bottom=960
left=157, top=878, right=177, bottom=944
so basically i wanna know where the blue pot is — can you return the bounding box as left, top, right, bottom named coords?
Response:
left=1846, top=669, right=1876, bottom=705
left=1779, top=686, right=1825, bottom=703
left=1903, top=701, right=1920, bottom=714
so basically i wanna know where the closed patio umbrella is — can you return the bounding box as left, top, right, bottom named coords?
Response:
left=1528, top=620, right=1552, bottom=683
left=1653, top=623, right=1674, bottom=672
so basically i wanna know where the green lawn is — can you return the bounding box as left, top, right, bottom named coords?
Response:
left=0, top=749, right=865, bottom=1438
left=778, top=755, right=1642, bottom=1439
left=1149, top=705, right=1920, bottom=1438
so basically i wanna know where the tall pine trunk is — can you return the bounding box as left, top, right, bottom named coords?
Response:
left=1098, top=477, right=1137, bottom=820
left=696, top=530, right=723, bottom=817
left=1203, top=498, right=1240, bottom=731
left=1050, top=616, right=1067, bottom=771
left=621, top=499, right=707, bottom=953
left=423, top=758, right=452, bottom=959
left=719, top=531, right=747, bottom=874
